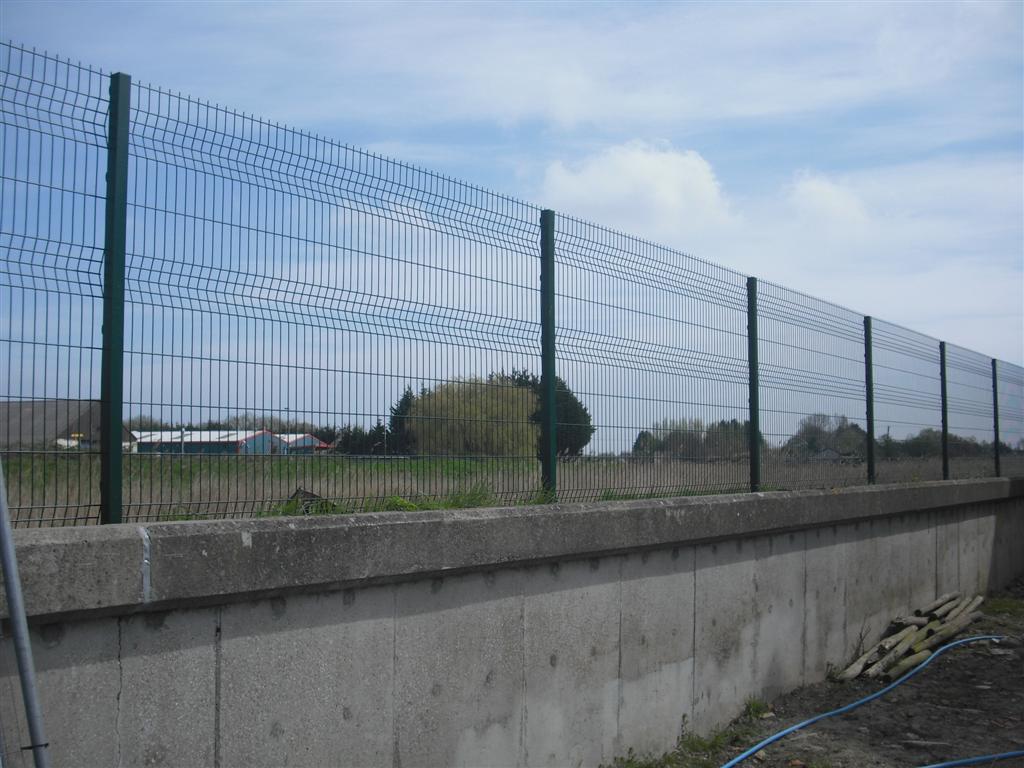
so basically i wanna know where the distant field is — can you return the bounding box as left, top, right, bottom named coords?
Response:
left=1, top=452, right=1014, bottom=527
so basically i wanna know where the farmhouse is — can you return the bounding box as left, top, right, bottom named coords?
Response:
left=278, top=433, right=329, bottom=454
left=132, top=429, right=287, bottom=455
left=0, top=399, right=134, bottom=450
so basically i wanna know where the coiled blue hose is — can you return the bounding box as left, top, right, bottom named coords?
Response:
left=918, top=750, right=1024, bottom=768
left=720, top=635, right=1008, bottom=768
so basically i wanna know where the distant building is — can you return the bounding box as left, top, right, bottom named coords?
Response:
left=278, top=433, right=329, bottom=455
left=132, top=429, right=287, bottom=455
left=0, top=399, right=134, bottom=451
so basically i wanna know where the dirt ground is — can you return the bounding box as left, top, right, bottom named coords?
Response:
left=620, top=578, right=1024, bottom=768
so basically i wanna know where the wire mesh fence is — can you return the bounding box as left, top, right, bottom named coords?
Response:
left=553, top=215, right=750, bottom=502
left=1, top=40, right=1022, bottom=526
left=944, top=344, right=998, bottom=480
left=996, top=361, right=1024, bottom=478
left=0, top=44, right=108, bottom=527
left=871, top=320, right=945, bottom=484
left=120, top=78, right=542, bottom=522
left=758, top=281, right=867, bottom=491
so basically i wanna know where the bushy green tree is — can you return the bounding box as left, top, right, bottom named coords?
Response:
left=508, top=369, right=596, bottom=457
left=408, top=375, right=539, bottom=457
left=332, top=423, right=388, bottom=455
left=388, top=386, right=417, bottom=455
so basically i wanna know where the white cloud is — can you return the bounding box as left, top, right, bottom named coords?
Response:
left=541, top=141, right=735, bottom=248
left=7, top=1, right=1021, bottom=145
left=537, top=141, right=1024, bottom=364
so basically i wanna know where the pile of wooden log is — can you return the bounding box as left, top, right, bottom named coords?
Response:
left=839, top=592, right=984, bottom=682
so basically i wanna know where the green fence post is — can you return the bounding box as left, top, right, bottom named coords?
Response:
left=540, top=209, right=557, bottom=499
left=747, top=277, right=761, bottom=492
left=939, top=341, right=949, bottom=481
left=992, top=359, right=1001, bottom=478
left=864, top=316, right=876, bottom=484
left=100, top=72, right=131, bottom=524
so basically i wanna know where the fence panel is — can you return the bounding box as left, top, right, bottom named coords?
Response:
left=871, top=321, right=944, bottom=483
left=553, top=215, right=750, bottom=501
left=944, top=344, right=997, bottom=479
left=2, top=41, right=1022, bottom=525
left=118, top=84, right=541, bottom=520
left=0, top=43, right=108, bottom=527
left=997, top=362, right=1024, bottom=477
left=757, top=282, right=867, bottom=490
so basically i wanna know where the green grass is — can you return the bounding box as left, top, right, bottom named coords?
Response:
left=982, top=596, right=1024, bottom=618
left=607, top=699, right=772, bottom=768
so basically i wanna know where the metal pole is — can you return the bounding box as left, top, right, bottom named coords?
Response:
left=992, top=359, right=1001, bottom=478
left=939, top=341, right=949, bottom=480
left=864, top=316, right=876, bottom=484
left=0, top=461, right=51, bottom=768
left=100, top=72, right=131, bottom=525
left=747, top=277, right=761, bottom=492
left=539, top=209, right=557, bottom=498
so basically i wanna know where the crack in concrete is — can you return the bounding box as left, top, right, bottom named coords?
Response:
left=391, top=586, right=400, bottom=768
left=115, top=617, right=123, bottom=768
left=214, top=607, right=222, bottom=768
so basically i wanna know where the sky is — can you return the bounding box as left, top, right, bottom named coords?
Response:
left=3, top=0, right=1023, bottom=366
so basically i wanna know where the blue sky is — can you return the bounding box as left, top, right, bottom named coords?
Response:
left=3, top=0, right=1023, bottom=364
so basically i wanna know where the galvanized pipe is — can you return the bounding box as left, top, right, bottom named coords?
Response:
left=0, top=462, right=51, bottom=768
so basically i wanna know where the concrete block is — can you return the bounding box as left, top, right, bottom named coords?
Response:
left=393, top=569, right=524, bottom=768
left=117, top=607, right=218, bottom=767
left=617, top=547, right=695, bottom=757
left=844, top=518, right=905, bottom=657
left=974, top=505, right=996, bottom=595
left=958, top=511, right=981, bottom=596
left=803, top=525, right=848, bottom=682
left=935, top=508, right=961, bottom=595
left=218, top=585, right=394, bottom=768
left=904, top=511, right=937, bottom=612
left=0, top=618, right=119, bottom=767
left=691, top=537, right=758, bottom=734
left=2, top=525, right=142, bottom=619
left=990, top=500, right=1024, bottom=589
left=522, top=557, right=621, bottom=768
left=752, top=532, right=806, bottom=702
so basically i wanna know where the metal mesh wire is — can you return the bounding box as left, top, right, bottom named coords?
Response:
left=997, top=362, right=1024, bottom=478
left=120, top=81, right=541, bottom=520
left=945, top=343, right=997, bottom=479
left=0, top=40, right=1018, bottom=525
left=553, top=215, right=749, bottom=501
left=871, top=320, right=944, bottom=483
left=0, top=43, right=108, bottom=526
left=757, top=281, right=867, bottom=490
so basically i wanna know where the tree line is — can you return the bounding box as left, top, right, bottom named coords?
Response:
left=127, top=369, right=596, bottom=458
left=129, top=393, right=1021, bottom=461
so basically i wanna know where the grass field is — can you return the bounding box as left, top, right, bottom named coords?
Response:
left=1, top=452, right=1015, bottom=527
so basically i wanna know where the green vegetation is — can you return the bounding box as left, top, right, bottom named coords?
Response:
left=408, top=375, right=539, bottom=457
left=982, top=597, right=1024, bottom=618
left=632, top=418, right=762, bottom=460
left=608, top=699, right=773, bottom=768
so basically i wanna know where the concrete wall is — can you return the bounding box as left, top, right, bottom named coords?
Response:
left=1, top=479, right=1022, bottom=767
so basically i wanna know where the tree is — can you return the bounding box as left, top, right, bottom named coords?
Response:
left=332, top=423, right=387, bottom=455
left=408, top=375, right=539, bottom=457
left=704, top=419, right=749, bottom=460
left=388, top=386, right=416, bottom=455
left=508, top=370, right=596, bottom=457
left=127, top=415, right=170, bottom=431
left=632, top=430, right=657, bottom=457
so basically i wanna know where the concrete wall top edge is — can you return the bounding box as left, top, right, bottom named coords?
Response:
left=3, top=477, right=1022, bottom=620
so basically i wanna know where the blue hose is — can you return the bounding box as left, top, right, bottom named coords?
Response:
left=918, top=750, right=1024, bottom=767
left=720, top=635, right=1007, bottom=768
